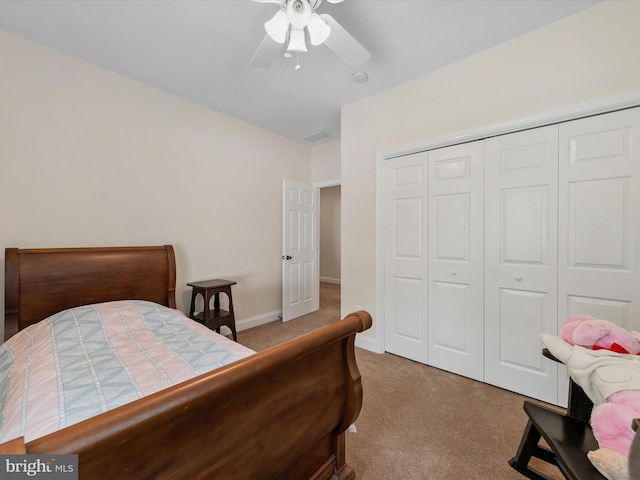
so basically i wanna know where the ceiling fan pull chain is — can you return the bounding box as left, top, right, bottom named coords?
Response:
left=295, top=51, right=301, bottom=70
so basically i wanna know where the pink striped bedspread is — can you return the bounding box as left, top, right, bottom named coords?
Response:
left=0, top=300, right=255, bottom=443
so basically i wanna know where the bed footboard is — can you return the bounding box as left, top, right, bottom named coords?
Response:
left=19, top=310, right=372, bottom=480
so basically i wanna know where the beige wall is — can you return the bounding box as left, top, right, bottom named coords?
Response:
left=319, top=185, right=341, bottom=283
left=311, top=139, right=340, bottom=184
left=341, top=1, right=640, bottom=343
left=0, top=29, right=311, bottom=340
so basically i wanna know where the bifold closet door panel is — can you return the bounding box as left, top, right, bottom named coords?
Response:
left=427, top=141, right=485, bottom=381
left=382, top=152, right=429, bottom=363
left=558, top=107, right=640, bottom=332
left=484, top=125, right=559, bottom=404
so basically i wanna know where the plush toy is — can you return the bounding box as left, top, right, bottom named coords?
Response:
left=541, top=316, right=640, bottom=480
left=590, top=390, right=640, bottom=480
left=561, top=314, right=640, bottom=355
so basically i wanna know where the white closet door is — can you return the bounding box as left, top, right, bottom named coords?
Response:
left=484, top=125, right=559, bottom=404
left=383, top=152, right=429, bottom=363
left=427, top=141, right=484, bottom=380
left=559, top=107, right=640, bottom=331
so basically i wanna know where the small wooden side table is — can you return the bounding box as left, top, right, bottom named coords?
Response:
left=187, top=279, right=237, bottom=341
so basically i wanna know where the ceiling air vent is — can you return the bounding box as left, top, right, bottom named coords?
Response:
left=304, top=131, right=331, bottom=143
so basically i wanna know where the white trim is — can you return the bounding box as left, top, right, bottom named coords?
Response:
left=355, top=333, right=382, bottom=353
left=375, top=90, right=640, bottom=356
left=320, top=276, right=341, bottom=285
left=314, top=179, right=341, bottom=188
left=235, top=310, right=282, bottom=332
left=375, top=150, right=387, bottom=355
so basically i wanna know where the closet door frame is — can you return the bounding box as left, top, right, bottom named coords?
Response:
left=374, top=91, right=640, bottom=355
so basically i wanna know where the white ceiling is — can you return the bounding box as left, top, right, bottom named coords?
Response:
left=0, top=0, right=601, bottom=144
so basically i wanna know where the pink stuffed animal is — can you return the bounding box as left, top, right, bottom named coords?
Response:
left=542, top=316, right=640, bottom=480
left=591, top=390, right=640, bottom=460
left=561, top=315, right=640, bottom=355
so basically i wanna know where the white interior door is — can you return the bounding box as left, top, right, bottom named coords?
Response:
left=484, top=125, right=560, bottom=404
left=558, top=107, right=640, bottom=329
left=427, top=141, right=484, bottom=381
left=558, top=106, right=640, bottom=327
left=383, top=152, right=429, bottom=363
left=282, top=179, right=319, bottom=322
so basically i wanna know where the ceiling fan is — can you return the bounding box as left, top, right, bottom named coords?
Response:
left=250, top=0, right=371, bottom=69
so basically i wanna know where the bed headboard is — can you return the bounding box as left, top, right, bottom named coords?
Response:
left=4, top=245, right=176, bottom=341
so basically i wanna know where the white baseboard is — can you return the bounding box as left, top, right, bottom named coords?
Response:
left=355, top=334, right=383, bottom=353
left=320, top=277, right=341, bottom=285
left=216, top=310, right=282, bottom=336
left=237, top=310, right=282, bottom=331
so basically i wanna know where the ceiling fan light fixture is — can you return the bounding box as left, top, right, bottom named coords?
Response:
left=287, top=27, right=308, bottom=53
left=287, top=0, right=312, bottom=28
left=264, top=9, right=289, bottom=44
left=250, top=0, right=371, bottom=70
left=307, top=13, right=331, bottom=46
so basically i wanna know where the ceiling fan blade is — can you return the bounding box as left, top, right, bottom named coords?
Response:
left=251, top=0, right=284, bottom=4
left=250, top=34, right=284, bottom=68
left=320, top=14, right=370, bottom=68
left=325, top=0, right=346, bottom=3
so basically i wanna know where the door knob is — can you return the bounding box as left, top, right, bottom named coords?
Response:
left=282, top=255, right=292, bottom=260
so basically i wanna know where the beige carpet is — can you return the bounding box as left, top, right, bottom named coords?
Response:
left=237, top=283, right=564, bottom=480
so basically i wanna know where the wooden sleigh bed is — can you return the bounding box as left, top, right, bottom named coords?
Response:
left=1, top=245, right=372, bottom=479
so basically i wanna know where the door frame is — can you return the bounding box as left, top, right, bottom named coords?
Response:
left=375, top=90, right=640, bottom=355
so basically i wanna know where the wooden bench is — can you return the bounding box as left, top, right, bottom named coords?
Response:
left=508, top=349, right=606, bottom=480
